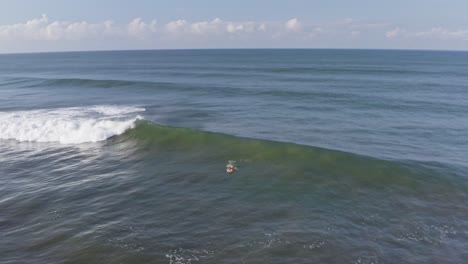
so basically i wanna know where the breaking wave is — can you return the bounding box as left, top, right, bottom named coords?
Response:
left=0, top=105, right=144, bottom=144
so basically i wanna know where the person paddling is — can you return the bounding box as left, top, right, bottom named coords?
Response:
left=226, top=161, right=237, bottom=174
left=226, top=164, right=235, bottom=174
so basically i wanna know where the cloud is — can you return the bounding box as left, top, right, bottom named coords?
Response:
left=190, top=18, right=222, bottom=34
left=165, top=19, right=187, bottom=33
left=4, top=15, right=467, bottom=53
left=0, top=14, right=117, bottom=40
left=384, top=26, right=468, bottom=41
left=258, top=23, right=267, bottom=31
left=2, top=15, right=392, bottom=43
left=415, top=27, right=468, bottom=40
left=127, top=18, right=145, bottom=36
left=226, top=23, right=244, bottom=33
left=0, top=14, right=49, bottom=39
left=164, top=18, right=262, bottom=35
left=127, top=18, right=157, bottom=37
left=226, top=22, right=258, bottom=33
left=386, top=27, right=403, bottom=39
left=285, top=18, right=301, bottom=31
left=0, top=15, right=275, bottom=42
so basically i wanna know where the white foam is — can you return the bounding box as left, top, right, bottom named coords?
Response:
left=89, top=105, right=146, bottom=116
left=0, top=105, right=145, bottom=144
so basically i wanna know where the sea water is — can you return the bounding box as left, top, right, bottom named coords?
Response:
left=1, top=49, right=467, bottom=263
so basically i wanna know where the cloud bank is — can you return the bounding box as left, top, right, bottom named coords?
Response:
left=1, top=15, right=467, bottom=53
left=0, top=15, right=293, bottom=41
left=0, top=15, right=117, bottom=40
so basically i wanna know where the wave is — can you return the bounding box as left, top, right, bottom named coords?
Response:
left=3, top=76, right=170, bottom=90
left=37, top=77, right=157, bottom=89
left=1, top=108, right=462, bottom=188
left=13, top=76, right=224, bottom=94
left=0, top=105, right=144, bottom=144
left=120, top=121, right=465, bottom=188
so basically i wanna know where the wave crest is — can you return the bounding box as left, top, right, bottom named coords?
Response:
left=0, top=106, right=144, bottom=144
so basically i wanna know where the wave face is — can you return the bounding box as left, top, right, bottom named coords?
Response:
left=0, top=106, right=144, bottom=144
left=120, top=121, right=465, bottom=189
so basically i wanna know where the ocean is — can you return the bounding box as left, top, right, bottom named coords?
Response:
left=0, top=49, right=467, bottom=263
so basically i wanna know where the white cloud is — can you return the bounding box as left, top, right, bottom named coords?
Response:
left=150, top=20, right=157, bottom=32
left=0, top=14, right=118, bottom=40
left=226, top=23, right=241, bottom=33
left=4, top=15, right=467, bottom=53
left=415, top=27, right=468, bottom=40
left=384, top=26, right=468, bottom=41
left=386, top=27, right=403, bottom=39
left=127, top=18, right=157, bottom=37
left=0, top=15, right=275, bottom=42
left=127, top=18, right=147, bottom=36
left=190, top=21, right=210, bottom=34
left=165, top=19, right=187, bottom=33
left=258, top=23, right=267, bottom=31
left=164, top=18, right=261, bottom=35
left=225, top=22, right=258, bottom=34
left=285, top=18, right=301, bottom=31
left=0, top=14, right=48, bottom=39
left=2, top=15, right=395, bottom=43
left=190, top=18, right=222, bottom=34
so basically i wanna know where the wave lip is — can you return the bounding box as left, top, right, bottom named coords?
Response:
left=0, top=105, right=145, bottom=144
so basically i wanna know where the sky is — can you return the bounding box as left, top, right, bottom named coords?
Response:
left=0, top=0, right=468, bottom=53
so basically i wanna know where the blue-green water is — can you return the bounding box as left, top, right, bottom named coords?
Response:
left=1, top=49, right=467, bottom=263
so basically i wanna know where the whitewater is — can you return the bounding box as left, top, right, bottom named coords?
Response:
left=0, top=106, right=144, bottom=144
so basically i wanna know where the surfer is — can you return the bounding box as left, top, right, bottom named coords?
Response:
left=226, top=161, right=237, bottom=174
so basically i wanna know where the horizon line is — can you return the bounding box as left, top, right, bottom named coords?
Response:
left=1, top=47, right=468, bottom=56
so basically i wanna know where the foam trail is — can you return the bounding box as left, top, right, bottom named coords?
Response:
left=0, top=106, right=145, bottom=144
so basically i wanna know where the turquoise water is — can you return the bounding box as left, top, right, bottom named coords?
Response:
left=1, top=49, right=467, bottom=263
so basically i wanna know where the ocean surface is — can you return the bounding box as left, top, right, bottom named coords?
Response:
left=1, top=49, right=467, bottom=263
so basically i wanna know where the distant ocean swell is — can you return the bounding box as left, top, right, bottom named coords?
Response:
left=0, top=76, right=407, bottom=102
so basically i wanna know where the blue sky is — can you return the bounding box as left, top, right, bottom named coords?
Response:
left=1, top=0, right=468, bottom=53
